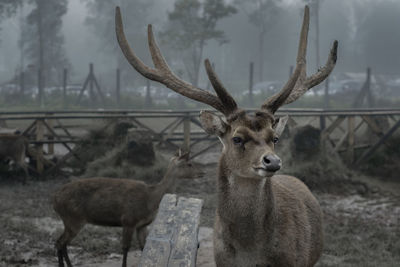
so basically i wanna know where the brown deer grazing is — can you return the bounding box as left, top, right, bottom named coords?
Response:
left=53, top=150, right=189, bottom=267
left=116, top=5, right=337, bottom=267
left=0, top=132, right=29, bottom=183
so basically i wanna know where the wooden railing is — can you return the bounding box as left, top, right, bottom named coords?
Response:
left=0, top=108, right=399, bottom=174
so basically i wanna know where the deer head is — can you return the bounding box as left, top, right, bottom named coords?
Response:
left=115, top=6, right=337, bottom=179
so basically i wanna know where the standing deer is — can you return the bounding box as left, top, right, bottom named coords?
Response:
left=53, top=150, right=189, bottom=267
left=115, top=5, right=337, bottom=267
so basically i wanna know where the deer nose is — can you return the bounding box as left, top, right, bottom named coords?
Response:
left=262, top=154, right=281, bottom=172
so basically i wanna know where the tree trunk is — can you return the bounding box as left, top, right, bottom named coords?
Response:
left=37, top=0, right=44, bottom=107
left=259, top=30, right=265, bottom=82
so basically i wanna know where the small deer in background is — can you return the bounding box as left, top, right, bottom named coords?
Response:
left=116, top=5, right=337, bottom=266
left=53, top=150, right=189, bottom=267
left=0, top=132, right=29, bottom=183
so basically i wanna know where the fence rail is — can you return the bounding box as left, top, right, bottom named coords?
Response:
left=0, top=108, right=399, bottom=175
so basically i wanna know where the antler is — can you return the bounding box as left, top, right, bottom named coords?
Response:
left=262, top=6, right=338, bottom=113
left=115, top=7, right=237, bottom=116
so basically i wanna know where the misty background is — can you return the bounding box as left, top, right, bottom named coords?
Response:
left=0, top=0, right=399, bottom=109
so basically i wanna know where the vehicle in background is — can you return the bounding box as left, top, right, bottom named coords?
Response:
left=242, top=80, right=284, bottom=97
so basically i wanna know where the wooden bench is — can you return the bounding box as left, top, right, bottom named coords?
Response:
left=139, top=194, right=203, bottom=267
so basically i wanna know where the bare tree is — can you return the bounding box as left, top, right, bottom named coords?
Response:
left=161, top=0, right=236, bottom=87
left=236, top=0, right=281, bottom=82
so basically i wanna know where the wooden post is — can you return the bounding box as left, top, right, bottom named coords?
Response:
left=36, top=119, right=44, bottom=174
left=20, top=71, right=25, bottom=98
left=89, top=63, right=94, bottom=107
left=116, top=68, right=121, bottom=106
left=324, top=77, right=329, bottom=109
left=47, top=116, right=54, bottom=155
left=366, top=67, right=374, bottom=108
left=139, top=194, right=203, bottom=267
left=319, top=115, right=326, bottom=130
left=63, top=68, right=67, bottom=109
left=145, top=79, right=152, bottom=107
left=249, top=62, right=254, bottom=106
left=347, top=116, right=355, bottom=163
left=38, top=68, right=44, bottom=107
left=183, top=113, right=191, bottom=152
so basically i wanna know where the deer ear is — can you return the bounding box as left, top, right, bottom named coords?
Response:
left=273, top=115, right=288, bottom=137
left=199, top=110, right=228, bottom=137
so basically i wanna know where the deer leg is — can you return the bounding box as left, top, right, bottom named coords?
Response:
left=16, top=153, right=29, bottom=184
left=136, top=225, right=149, bottom=250
left=55, top=222, right=83, bottom=267
left=62, top=246, right=72, bottom=267
left=121, top=226, right=135, bottom=267
left=17, top=162, right=29, bottom=184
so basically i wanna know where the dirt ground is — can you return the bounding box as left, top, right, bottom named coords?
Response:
left=0, top=150, right=400, bottom=267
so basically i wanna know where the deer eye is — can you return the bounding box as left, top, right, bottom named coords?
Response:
left=273, top=137, right=279, bottom=144
left=232, top=137, right=243, bottom=145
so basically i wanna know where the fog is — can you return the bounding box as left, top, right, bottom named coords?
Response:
left=0, top=0, right=399, bottom=107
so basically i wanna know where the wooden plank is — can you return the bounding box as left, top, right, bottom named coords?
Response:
left=322, top=116, right=345, bottom=137
left=47, top=118, right=54, bottom=155
left=190, top=140, right=220, bottom=160
left=42, top=120, right=80, bottom=160
left=356, top=119, right=400, bottom=165
left=139, top=194, right=203, bottom=267
left=361, top=115, right=383, bottom=136
left=36, top=119, right=44, bottom=174
left=183, top=115, right=191, bottom=151
left=327, top=116, right=345, bottom=133
left=169, top=197, right=203, bottom=267
left=139, top=194, right=177, bottom=267
left=347, top=116, right=355, bottom=163
left=334, top=120, right=364, bottom=153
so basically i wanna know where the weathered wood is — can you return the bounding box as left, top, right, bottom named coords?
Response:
left=139, top=194, right=203, bottom=267
left=356, top=119, right=400, bottom=165
left=183, top=114, right=191, bottom=151
left=334, top=120, right=364, bottom=153
left=347, top=116, right=355, bottom=163
left=361, top=115, right=383, bottom=136
left=47, top=118, right=54, bottom=155
left=327, top=116, right=345, bottom=133
left=36, top=119, right=44, bottom=174
left=322, top=116, right=345, bottom=137
left=190, top=140, right=220, bottom=160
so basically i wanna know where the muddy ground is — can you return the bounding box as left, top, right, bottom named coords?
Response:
left=0, top=150, right=400, bottom=267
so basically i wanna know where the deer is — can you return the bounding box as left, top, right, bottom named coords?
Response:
left=0, top=132, right=29, bottom=183
left=52, top=150, right=190, bottom=267
left=115, top=5, right=337, bottom=267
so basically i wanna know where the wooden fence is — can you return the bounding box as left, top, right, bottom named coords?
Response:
left=0, top=108, right=399, bottom=175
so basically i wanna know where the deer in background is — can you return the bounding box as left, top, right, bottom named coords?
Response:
left=116, top=5, right=337, bottom=267
left=0, top=132, right=29, bottom=183
left=53, top=150, right=189, bottom=267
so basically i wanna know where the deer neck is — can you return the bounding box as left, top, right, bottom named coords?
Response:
left=149, top=163, right=178, bottom=210
left=216, top=155, right=276, bottom=224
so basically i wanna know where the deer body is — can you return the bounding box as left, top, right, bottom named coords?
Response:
left=214, top=173, right=323, bottom=267
left=53, top=153, right=187, bottom=267
left=115, top=5, right=336, bottom=266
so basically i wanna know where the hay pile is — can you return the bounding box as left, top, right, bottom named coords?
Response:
left=71, top=120, right=168, bottom=183
left=277, top=125, right=367, bottom=194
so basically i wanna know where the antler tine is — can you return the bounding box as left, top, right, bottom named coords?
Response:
left=115, top=7, right=160, bottom=80
left=261, top=5, right=309, bottom=113
left=204, top=59, right=237, bottom=114
left=282, top=40, right=337, bottom=105
left=115, top=7, right=235, bottom=116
